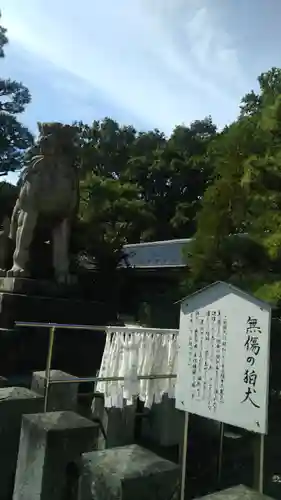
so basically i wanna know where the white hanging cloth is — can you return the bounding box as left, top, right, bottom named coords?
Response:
left=91, top=326, right=179, bottom=411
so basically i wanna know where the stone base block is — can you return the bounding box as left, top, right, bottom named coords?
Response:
left=196, top=485, right=274, bottom=500
left=141, top=395, right=184, bottom=447
left=79, top=444, right=180, bottom=500
left=0, top=292, right=108, bottom=377
left=0, top=387, right=43, bottom=500
left=0, top=376, right=7, bottom=387
left=0, top=277, right=70, bottom=297
left=0, top=290, right=108, bottom=328
left=92, top=397, right=136, bottom=449
left=13, top=411, right=99, bottom=500
left=31, top=370, right=79, bottom=412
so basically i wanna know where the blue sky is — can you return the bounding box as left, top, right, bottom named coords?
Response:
left=1, top=0, right=281, bottom=184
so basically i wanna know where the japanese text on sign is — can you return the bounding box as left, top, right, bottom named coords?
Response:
left=188, top=310, right=227, bottom=413
left=241, top=316, right=262, bottom=409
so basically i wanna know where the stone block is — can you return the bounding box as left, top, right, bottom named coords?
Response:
left=141, top=394, right=184, bottom=447
left=0, top=376, right=7, bottom=387
left=0, top=290, right=110, bottom=329
left=0, top=277, right=67, bottom=297
left=0, top=292, right=108, bottom=377
left=0, top=387, right=43, bottom=500
left=13, top=411, right=99, bottom=500
left=92, top=396, right=136, bottom=449
left=196, top=485, right=274, bottom=500
left=31, top=369, right=79, bottom=411
left=79, top=444, right=180, bottom=500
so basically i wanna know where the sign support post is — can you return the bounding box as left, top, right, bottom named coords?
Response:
left=180, top=412, right=189, bottom=500
left=217, top=422, right=224, bottom=486
left=253, top=433, right=265, bottom=493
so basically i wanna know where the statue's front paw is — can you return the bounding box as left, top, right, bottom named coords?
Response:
left=56, top=272, right=76, bottom=285
left=7, top=266, right=29, bottom=278
left=68, top=274, right=77, bottom=285
left=0, top=268, right=6, bottom=277
left=56, top=273, right=68, bottom=285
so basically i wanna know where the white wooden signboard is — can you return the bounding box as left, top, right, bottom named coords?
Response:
left=175, top=281, right=271, bottom=434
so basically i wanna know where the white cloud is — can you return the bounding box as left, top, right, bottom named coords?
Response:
left=1, top=0, right=247, bottom=133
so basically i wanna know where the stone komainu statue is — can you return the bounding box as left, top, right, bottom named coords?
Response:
left=6, top=122, right=79, bottom=283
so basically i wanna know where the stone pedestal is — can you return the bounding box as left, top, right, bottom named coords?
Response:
left=105, top=405, right=136, bottom=448
left=13, top=411, right=99, bottom=500
left=0, top=285, right=109, bottom=328
left=0, top=387, right=43, bottom=500
left=31, top=370, right=79, bottom=412
left=0, top=277, right=69, bottom=296
left=141, top=395, right=184, bottom=447
left=0, top=376, right=7, bottom=387
left=79, top=444, right=180, bottom=500
left=0, top=277, right=111, bottom=378
left=196, top=485, right=274, bottom=500
left=92, top=396, right=136, bottom=449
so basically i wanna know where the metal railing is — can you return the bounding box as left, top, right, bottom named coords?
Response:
left=15, top=321, right=178, bottom=412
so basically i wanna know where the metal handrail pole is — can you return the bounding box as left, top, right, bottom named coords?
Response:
left=44, top=326, right=56, bottom=412
left=15, top=322, right=106, bottom=331
left=15, top=322, right=179, bottom=335
left=48, top=373, right=177, bottom=385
